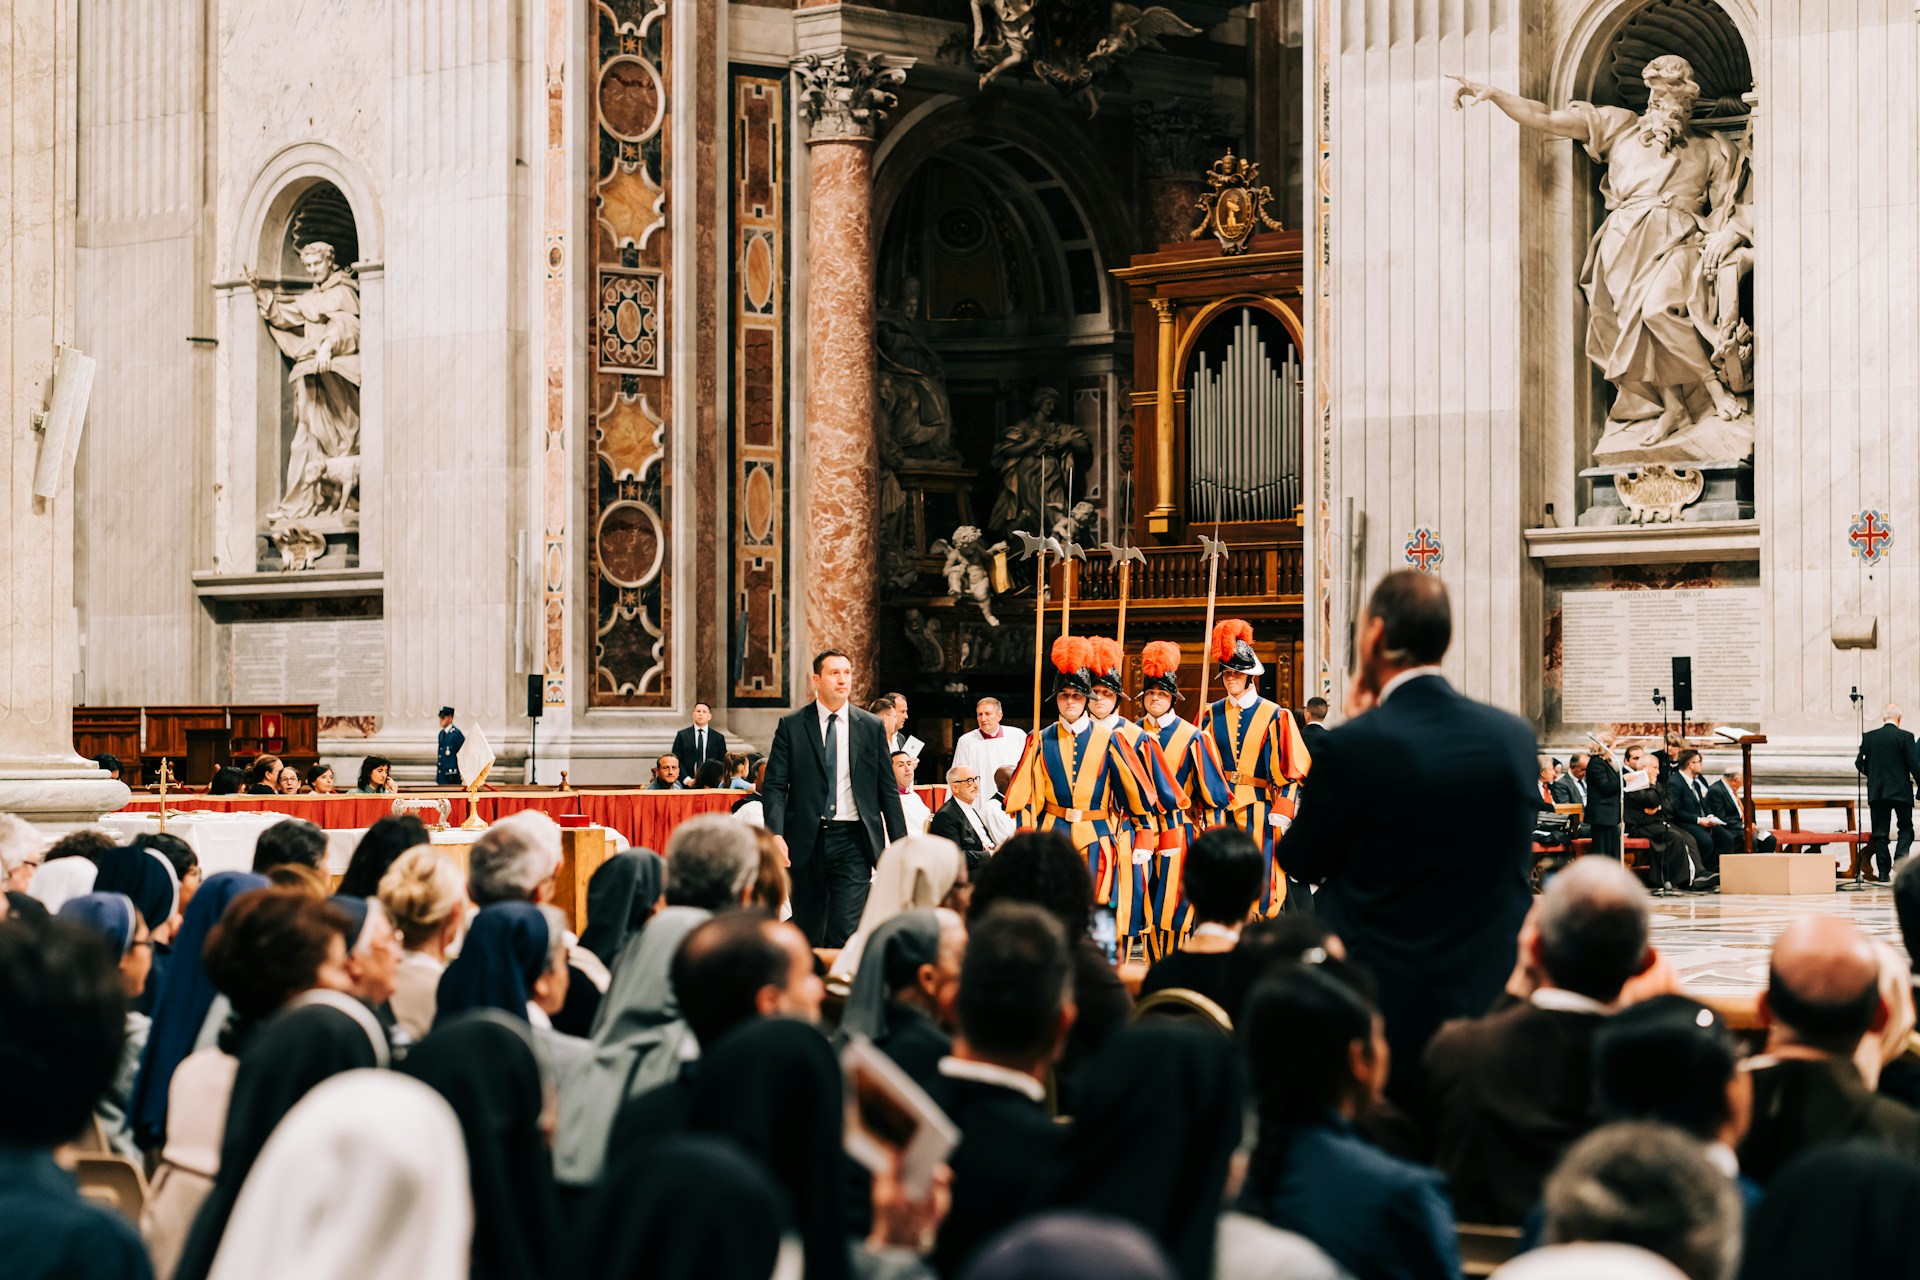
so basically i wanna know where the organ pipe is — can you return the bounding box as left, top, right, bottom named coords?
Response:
left=1186, top=308, right=1301, bottom=524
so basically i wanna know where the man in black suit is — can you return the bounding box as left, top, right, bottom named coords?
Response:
left=1278, top=571, right=1538, bottom=1105
left=1584, top=741, right=1624, bottom=862
left=927, top=904, right=1073, bottom=1277
left=1857, top=704, right=1920, bottom=882
left=1300, top=696, right=1330, bottom=746
left=762, top=649, right=907, bottom=945
left=1423, top=857, right=1655, bottom=1224
left=1622, top=743, right=1704, bottom=892
left=1704, top=764, right=1774, bottom=852
left=671, top=701, right=728, bottom=786
left=1665, top=748, right=1730, bottom=873
left=928, top=764, right=996, bottom=873
left=1551, top=753, right=1589, bottom=806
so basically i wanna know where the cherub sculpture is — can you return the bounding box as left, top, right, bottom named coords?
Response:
left=931, top=525, right=1007, bottom=628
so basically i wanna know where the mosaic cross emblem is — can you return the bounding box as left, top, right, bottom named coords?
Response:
left=1404, top=527, right=1443, bottom=573
left=1850, top=510, right=1893, bottom=565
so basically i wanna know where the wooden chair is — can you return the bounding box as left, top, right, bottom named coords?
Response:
left=1456, top=1223, right=1522, bottom=1277
left=1129, top=987, right=1233, bottom=1036
left=74, top=1153, right=149, bottom=1223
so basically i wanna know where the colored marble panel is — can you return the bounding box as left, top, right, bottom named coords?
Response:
left=729, top=71, right=788, bottom=704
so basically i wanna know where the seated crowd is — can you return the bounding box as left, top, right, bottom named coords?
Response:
left=6, top=797, right=1920, bottom=1280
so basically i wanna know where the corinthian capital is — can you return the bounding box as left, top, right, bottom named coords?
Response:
left=792, top=48, right=910, bottom=144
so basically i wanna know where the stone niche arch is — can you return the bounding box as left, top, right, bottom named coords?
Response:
left=1539, top=0, right=1758, bottom=524
left=218, top=144, right=386, bottom=574
left=871, top=98, right=1136, bottom=554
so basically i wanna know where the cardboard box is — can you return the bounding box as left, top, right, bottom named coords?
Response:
left=1720, top=854, right=1834, bottom=896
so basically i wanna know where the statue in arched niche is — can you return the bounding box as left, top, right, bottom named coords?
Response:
left=875, top=275, right=961, bottom=464
left=244, top=240, right=362, bottom=529
left=1454, top=55, right=1754, bottom=465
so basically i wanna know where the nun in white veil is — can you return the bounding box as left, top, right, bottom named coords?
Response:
left=829, top=834, right=965, bottom=985
left=204, top=1070, right=471, bottom=1280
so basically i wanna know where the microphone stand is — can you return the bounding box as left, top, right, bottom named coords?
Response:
left=1843, top=687, right=1867, bottom=890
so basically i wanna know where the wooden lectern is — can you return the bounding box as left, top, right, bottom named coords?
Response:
left=1733, top=734, right=1766, bottom=853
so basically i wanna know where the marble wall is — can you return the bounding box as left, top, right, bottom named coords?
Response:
left=74, top=0, right=212, bottom=704
left=1753, top=0, right=1920, bottom=749
left=1318, top=0, right=1541, bottom=714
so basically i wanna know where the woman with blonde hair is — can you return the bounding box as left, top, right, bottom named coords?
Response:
left=377, top=847, right=468, bottom=1041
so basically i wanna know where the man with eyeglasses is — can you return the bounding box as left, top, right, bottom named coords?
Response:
left=929, top=764, right=998, bottom=873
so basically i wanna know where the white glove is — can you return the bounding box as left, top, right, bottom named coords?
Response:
left=1270, top=813, right=1291, bottom=833
left=1132, top=847, right=1152, bottom=866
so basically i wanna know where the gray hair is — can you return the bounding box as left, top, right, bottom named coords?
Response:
left=1536, top=857, right=1651, bottom=1002
left=1542, top=1122, right=1740, bottom=1280
left=662, top=815, right=758, bottom=910
left=536, top=904, right=571, bottom=973
left=975, top=697, right=1003, bottom=712
left=467, top=811, right=563, bottom=906
left=1721, top=765, right=1742, bottom=781
left=947, top=764, right=979, bottom=784
left=0, top=813, right=46, bottom=874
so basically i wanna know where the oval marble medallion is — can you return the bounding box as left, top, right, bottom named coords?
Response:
left=597, top=500, right=662, bottom=589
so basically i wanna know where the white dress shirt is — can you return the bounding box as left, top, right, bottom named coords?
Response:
left=937, top=1055, right=1046, bottom=1103
left=1377, top=665, right=1446, bottom=704
left=814, top=700, right=856, bottom=819
left=898, top=787, right=933, bottom=836
left=693, top=726, right=709, bottom=759
left=978, top=793, right=1018, bottom=844
left=953, top=798, right=996, bottom=851
left=952, top=725, right=1029, bottom=798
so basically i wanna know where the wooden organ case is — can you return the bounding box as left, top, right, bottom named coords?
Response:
left=1086, top=161, right=1307, bottom=716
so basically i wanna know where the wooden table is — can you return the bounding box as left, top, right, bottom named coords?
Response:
left=1751, top=797, right=1859, bottom=832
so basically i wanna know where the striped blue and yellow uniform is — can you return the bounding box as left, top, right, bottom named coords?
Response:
left=1103, top=716, right=1188, bottom=953
left=1142, top=713, right=1235, bottom=945
left=1197, top=695, right=1311, bottom=915
left=1003, top=718, right=1160, bottom=937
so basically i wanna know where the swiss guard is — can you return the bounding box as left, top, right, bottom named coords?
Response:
left=1004, top=636, right=1162, bottom=942
left=1137, top=641, right=1233, bottom=950
left=436, top=706, right=465, bottom=786
left=1084, top=635, right=1188, bottom=959
left=1196, top=621, right=1311, bottom=914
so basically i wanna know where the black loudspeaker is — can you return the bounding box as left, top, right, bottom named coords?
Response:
left=1671, top=657, right=1693, bottom=714
left=527, top=674, right=543, bottom=720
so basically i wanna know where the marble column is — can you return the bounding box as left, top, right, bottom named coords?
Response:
left=1, top=0, right=131, bottom=824
left=792, top=48, right=907, bottom=696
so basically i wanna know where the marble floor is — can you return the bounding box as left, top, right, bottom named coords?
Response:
left=1653, top=887, right=1905, bottom=997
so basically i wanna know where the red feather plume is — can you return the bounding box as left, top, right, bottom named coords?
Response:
left=1211, top=619, right=1254, bottom=664
left=1051, top=634, right=1091, bottom=675
left=1086, top=636, right=1122, bottom=676
left=1141, top=641, right=1181, bottom=679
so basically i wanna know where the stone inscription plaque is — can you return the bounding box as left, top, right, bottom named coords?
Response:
left=1560, top=588, right=1763, bottom=723
left=231, top=619, right=385, bottom=716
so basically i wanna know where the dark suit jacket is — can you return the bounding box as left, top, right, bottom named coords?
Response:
left=1583, top=755, right=1622, bottom=827
left=1665, top=771, right=1716, bottom=831
left=1278, top=674, right=1537, bottom=1100
left=1739, top=1056, right=1920, bottom=1183
left=671, top=724, right=729, bottom=783
left=1422, top=997, right=1608, bottom=1225
left=1704, top=778, right=1745, bottom=827
left=1548, top=776, right=1585, bottom=806
left=761, top=702, right=905, bottom=870
left=926, top=1073, right=1063, bottom=1277
left=927, top=797, right=990, bottom=870
left=1856, top=722, right=1920, bottom=804
left=1301, top=721, right=1329, bottom=746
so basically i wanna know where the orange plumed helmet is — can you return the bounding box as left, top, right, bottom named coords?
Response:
left=1141, top=641, right=1181, bottom=697
left=1086, top=636, right=1125, bottom=698
left=1211, top=619, right=1254, bottom=664
left=1050, top=635, right=1094, bottom=697
left=1211, top=619, right=1263, bottom=676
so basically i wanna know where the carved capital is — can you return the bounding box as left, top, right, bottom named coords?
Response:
left=792, top=48, right=909, bottom=144
left=1149, top=297, right=1176, bottom=323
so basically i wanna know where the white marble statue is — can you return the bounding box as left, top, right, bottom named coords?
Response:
left=1453, top=56, right=1754, bottom=465
left=244, top=241, right=362, bottom=527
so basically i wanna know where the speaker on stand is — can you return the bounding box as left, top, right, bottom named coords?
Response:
left=527, top=675, right=543, bottom=784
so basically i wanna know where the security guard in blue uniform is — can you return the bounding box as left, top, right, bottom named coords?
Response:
left=436, top=706, right=465, bottom=785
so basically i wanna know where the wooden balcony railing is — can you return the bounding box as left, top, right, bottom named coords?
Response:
left=1070, top=539, right=1304, bottom=605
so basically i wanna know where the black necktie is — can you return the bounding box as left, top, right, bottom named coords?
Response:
left=824, top=712, right=839, bottom=820
left=697, top=728, right=705, bottom=758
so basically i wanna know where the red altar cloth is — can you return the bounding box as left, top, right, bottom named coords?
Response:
left=117, top=787, right=950, bottom=853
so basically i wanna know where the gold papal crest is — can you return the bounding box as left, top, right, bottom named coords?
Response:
left=1191, top=150, right=1284, bottom=255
